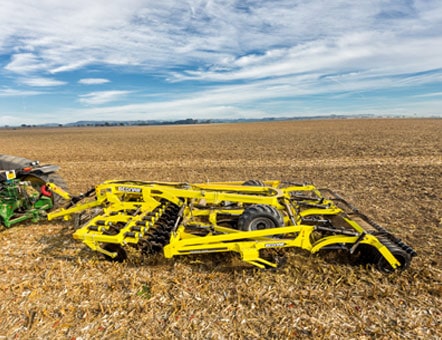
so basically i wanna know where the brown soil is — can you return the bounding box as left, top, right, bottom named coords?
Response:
left=0, top=118, right=440, bottom=338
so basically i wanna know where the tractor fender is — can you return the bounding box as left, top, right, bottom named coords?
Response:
left=30, top=164, right=60, bottom=175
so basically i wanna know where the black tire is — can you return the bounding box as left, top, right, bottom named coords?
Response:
left=24, top=173, right=68, bottom=207
left=377, top=248, right=411, bottom=273
left=0, top=154, right=68, bottom=207
left=238, top=204, right=284, bottom=231
left=0, top=154, right=34, bottom=170
left=242, top=179, right=265, bottom=186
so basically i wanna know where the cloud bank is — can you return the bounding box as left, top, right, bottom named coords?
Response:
left=0, top=0, right=441, bottom=124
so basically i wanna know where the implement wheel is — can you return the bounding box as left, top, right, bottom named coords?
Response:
left=238, top=204, right=283, bottom=231
left=242, top=179, right=265, bottom=186
left=377, top=248, right=411, bottom=273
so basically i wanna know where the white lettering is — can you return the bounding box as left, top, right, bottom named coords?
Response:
left=265, top=242, right=285, bottom=248
left=117, top=186, right=142, bottom=193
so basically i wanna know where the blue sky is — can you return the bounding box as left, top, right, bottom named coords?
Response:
left=0, top=0, right=441, bottom=125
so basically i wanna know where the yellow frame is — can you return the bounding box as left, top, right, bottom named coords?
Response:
left=48, top=180, right=403, bottom=270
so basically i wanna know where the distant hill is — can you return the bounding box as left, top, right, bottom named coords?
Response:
left=6, top=113, right=440, bottom=129
left=40, top=114, right=375, bottom=127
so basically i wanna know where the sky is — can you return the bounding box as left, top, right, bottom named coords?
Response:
left=0, top=0, right=441, bottom=126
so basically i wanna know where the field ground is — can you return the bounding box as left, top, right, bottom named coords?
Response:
left=0, top=118, right=441, bottom=338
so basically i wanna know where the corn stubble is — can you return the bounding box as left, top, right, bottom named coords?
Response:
left=0, top=119, right=440, bottom=338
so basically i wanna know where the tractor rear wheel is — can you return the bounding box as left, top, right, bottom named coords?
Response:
left=0, top=154, right=68, bottom=207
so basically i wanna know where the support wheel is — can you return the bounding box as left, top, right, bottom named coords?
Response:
left=238, top=204, right=283, bottom=231
left=242, top=179, right=265, bottom=186
left=377, top=248, right=411, bottom=273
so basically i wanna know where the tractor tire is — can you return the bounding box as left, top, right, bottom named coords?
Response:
left=238, top=204, right=284, bottom=231
left=0, top=154, right=68, bottom=207
left=0, top=154, right=33, bottom=170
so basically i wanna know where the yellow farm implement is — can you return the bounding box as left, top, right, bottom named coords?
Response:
left=48, top=179, right=416, bottom=272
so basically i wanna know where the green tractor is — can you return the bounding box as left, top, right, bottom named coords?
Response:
left=0, top=154, right=67, bottom=228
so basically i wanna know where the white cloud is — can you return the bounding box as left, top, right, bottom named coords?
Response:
left=173, top=32, right=442, bottom=84
left=413, top=92, right=442, bottom=98
left=0, top=88, right=43, bottom=96
left=78, top=90, right=132, bottom=105
left=0, top=2, right=439, bottom=80
left=0, top=1, right=441, bottom=123
left=19, top=77, right=67, bottom=87
left=65, top=66, right=442, bottom=121
left=4, top=53, right=47, bottom=74
left=1, top=1, right=438, bottom=78
left=50, top=61, right=90, bottom=74
left=78, top=78, right=110, bottom=85
left=0, top=115, right=23, bottom=126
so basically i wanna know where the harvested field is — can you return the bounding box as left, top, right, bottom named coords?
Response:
left=0, top=118, right=441, bottom=339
